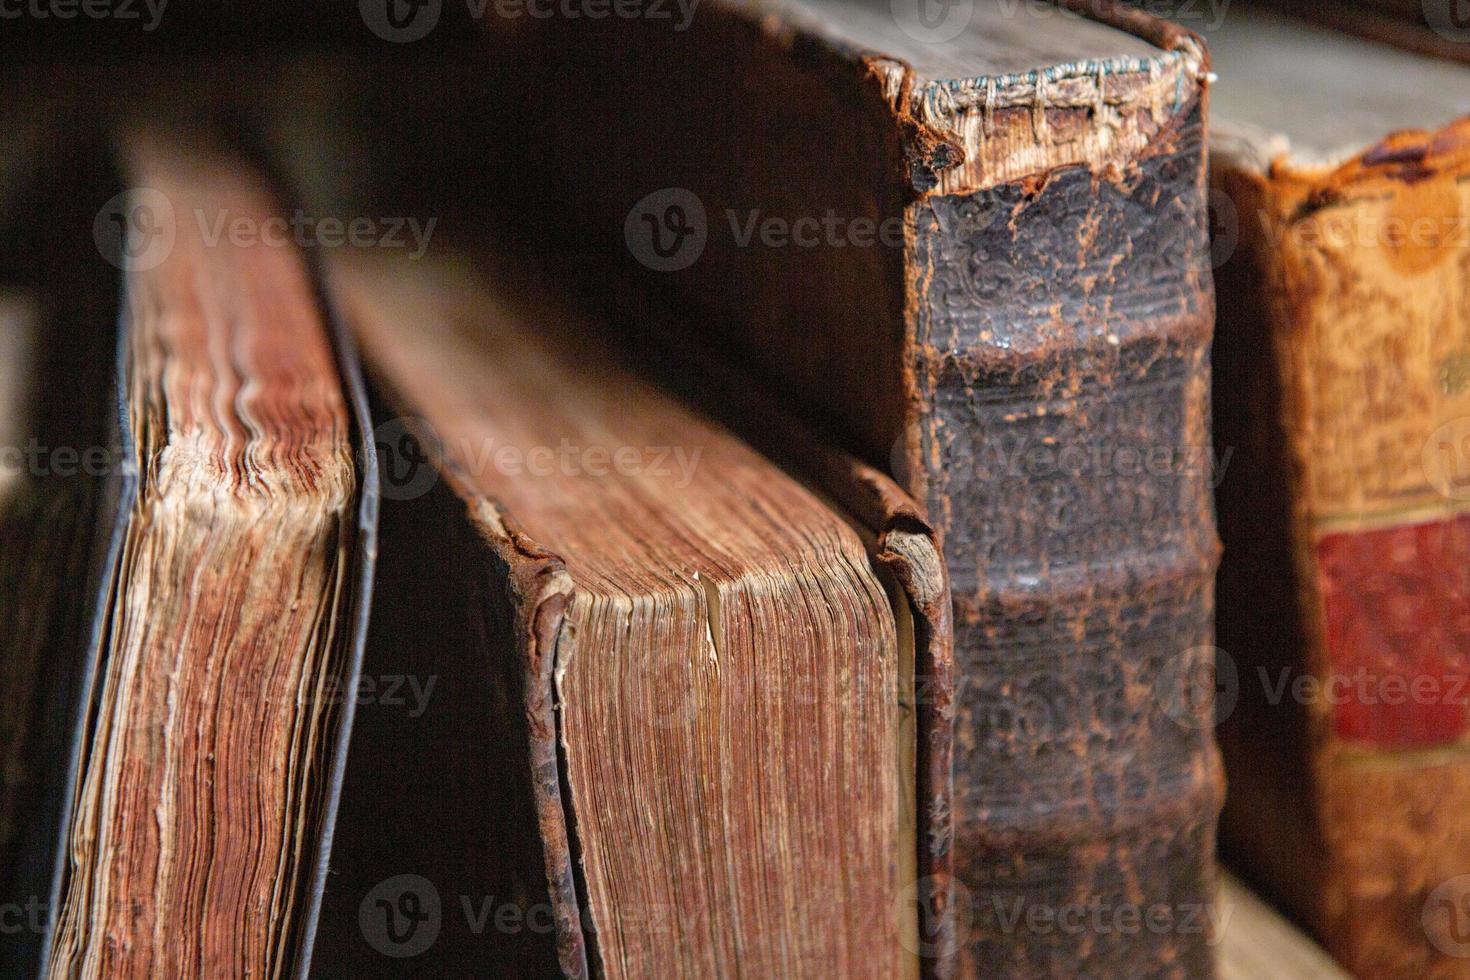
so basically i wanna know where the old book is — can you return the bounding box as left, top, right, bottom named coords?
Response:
left=311, top=247, right=949, bottom=979
left=33, top=135, right=378, bottom=978
left=1208, top=7, right=1470, bottom=978
left=466, top=0, right=1222, bottom=975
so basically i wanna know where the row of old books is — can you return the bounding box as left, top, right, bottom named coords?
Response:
left=0, top=0, right=1465, bottom=977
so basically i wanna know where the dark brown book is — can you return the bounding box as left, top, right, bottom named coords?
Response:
left=308, top=247, right=950, bottom=979
left=1207, top=7, right=1470, bottom=978
left=462, top=0, right=1223, bottom=975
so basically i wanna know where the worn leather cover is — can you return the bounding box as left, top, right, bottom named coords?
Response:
left=1213, top=121, right=1470, bottom=978
left=467, top=1, right=1222, bottom=976
left=907, top=34, right=1221, bottom=980
left=920, top=77, right=1222, bottom=980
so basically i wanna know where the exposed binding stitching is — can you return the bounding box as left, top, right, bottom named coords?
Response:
left=1031, top=74, right=1047, bottom=142
left=914, top=45, right=1204, bottom=109
left=1148, top=59, right=1163, bottom=125
left=931, top=82, right=956, bottom=125
left=1170, top=35, right=1207, bottom=112
left=912, top=45, right=1204, bottom=150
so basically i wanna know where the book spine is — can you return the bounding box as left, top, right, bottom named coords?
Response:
left=908, top=85, right=1223, bottom=978
left=1215, top=122, right=1470, bottom=978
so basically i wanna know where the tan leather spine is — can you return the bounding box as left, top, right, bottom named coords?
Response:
left=1215, top=119, right=1470, bottom=979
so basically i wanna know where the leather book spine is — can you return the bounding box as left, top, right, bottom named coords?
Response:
left=904, top=38, right=1223, bottom=979
left=452, top=3, right=1220, bottom=974
left=1214, top=121, right=1470, bottom=979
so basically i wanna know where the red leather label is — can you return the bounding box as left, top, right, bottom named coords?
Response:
left=1316, top=514, right=1470, bottom=748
